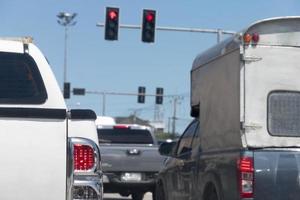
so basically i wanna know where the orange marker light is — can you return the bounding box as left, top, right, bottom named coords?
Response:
left=243, top=33, right=252, bottom=44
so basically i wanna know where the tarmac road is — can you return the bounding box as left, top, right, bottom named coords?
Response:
left=104, top=192, right=152, bottom=200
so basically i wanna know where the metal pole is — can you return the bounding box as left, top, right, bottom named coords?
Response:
left=64, top=26, right=68, bottom=83
left=82, top=90, right=185, bottom=118
left=102, top=92, right=106, bottom=116
left=86, top=90, right=178, bottom=98
left=57, top=12, right=77, bottom=87
left=96, top=23, right=236, bottom=42
left=172, top=97, right=177, bottom=137
left=217, top=29, right=223, bottom=43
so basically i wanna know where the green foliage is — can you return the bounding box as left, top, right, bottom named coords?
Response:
left=155, top=131, right=179, bottom=140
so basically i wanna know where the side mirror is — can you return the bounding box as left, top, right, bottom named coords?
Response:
left=158, top=141, right=177, bottom=157
left=190, top=105, right=199, bottom=118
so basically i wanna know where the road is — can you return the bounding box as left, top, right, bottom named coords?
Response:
left=104, top=192, right=152, bottom=200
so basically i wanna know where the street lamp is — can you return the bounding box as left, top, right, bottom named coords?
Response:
left=57, top=12, right=77, bottom=87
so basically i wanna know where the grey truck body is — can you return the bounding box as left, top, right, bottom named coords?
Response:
left=97, top=123, right=165, bottom=199
left=157, top=16, right=300, bottom=200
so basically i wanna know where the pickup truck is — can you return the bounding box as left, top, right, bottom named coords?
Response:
left=0, top=37, right=102, bottom=200
left=96, top=122, right=165, bottom=200
left=157, top=16, right=300, bottom=200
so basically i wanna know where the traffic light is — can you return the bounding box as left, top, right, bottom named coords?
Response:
left=105, top=7, right=119, bottom=40
left=63, top=82, right=70, bottom=99
left=142, top=9, right=156, bottom=43
left=156, top=87, right=163, bottom=104
left=73, top=88, right=86, bottom=95
left=138, top=86, right=146, bottom=103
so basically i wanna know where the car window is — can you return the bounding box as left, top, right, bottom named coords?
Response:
left=268, top=91, right=300, bottom=137
left=176, top=120, right=199, bottom=155
left=191, top=122, right=200, bottom=149
left=0, top=52, right=47, bottom=104
left=97, top=128, right=154, bottom=144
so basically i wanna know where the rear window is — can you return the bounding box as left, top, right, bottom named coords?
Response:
left=97, top=128, right=154, bottom=144
left=0, top=52, right=47, bottom=104
left=268, top=91, right=300, bottom=137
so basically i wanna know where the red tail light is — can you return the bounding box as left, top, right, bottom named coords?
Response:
left=237, top=156, right=254, bottom=198
left=113, top=125, right=129, bottom=129
left=74, top=144, right=95, bottom=171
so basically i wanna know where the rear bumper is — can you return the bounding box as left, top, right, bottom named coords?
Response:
left=72, top=175, right=103, bottom=199
left=103, top=172, right=157, bottom=193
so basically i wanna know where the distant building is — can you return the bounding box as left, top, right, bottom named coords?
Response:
left=114, top=115, right=165, bottom=133
left=149, top=120, right=165, bottom=133
left=114, top=115, right=151, bottom=126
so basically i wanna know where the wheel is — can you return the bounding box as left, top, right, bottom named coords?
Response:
left=155, top=181, right=166, bottom=200
left=132, top=192, right=144, bottom=200
left=204, top=186, right=219, bottom=200
left=207, top=190, right=218, bottom=200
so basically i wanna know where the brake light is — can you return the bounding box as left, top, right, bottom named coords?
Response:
left=237, top=156, right=254, bottom=198
left=113, top=125, right=129, bottom=129
left=74, top=144, right=95, bottom=171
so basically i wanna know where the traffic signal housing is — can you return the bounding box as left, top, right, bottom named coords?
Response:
left=142, top=9, right=156, bottom=43
left=138, top=86, right=146, bottom=103
left=63, top=82, right=70, bottom=99
left=73, top=88, right=86, bottom=95
left=105, top=7, right=119, bottom=40
left=156, top=87, right=163, bottom=104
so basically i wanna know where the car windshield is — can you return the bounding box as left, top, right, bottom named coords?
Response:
left=97, top=128, right=154, bottom=144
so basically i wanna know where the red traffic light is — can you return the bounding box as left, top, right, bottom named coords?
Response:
left=142, top=9, right=156, bottom=43
left=105, top=7, right=119, bottom=40
left=108, top=10, right=118, bottom=20
left=146, top=12, right=154, bottom=22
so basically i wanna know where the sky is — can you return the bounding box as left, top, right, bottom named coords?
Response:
left=1, top=0, right=300, bottom=133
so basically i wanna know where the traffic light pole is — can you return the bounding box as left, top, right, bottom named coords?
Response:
left=96, top=23, right=236, bottom=43
left=84, top=90, right=180, bottom=116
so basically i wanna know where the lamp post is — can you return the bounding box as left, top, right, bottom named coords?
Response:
left=57, top=12, right=77, bottom=87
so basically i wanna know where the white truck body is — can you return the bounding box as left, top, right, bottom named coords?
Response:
left=191, top=16, right=300, bottom=150
left=0, top=38, right=102, bottom=200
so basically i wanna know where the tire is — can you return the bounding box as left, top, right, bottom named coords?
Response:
left=207, top=190, right=218, bottom=200
left=204, top=184, right=219, bottom=200
left=155, top=181, right=165, bottom=200
left=152, top=187, right=156, bottom=200
left=132, top=192, right=144, bottom=200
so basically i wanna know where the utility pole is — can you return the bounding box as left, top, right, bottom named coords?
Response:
left=102, top=92, right=106, bottom=116
left=57, top=12, right=77, bottom=86
left=171, top=97, right=178, bottom=137
left=170, top=95, right=184, bottom=137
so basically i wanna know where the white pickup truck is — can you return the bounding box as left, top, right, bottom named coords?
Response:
left=0, top=37, right=102, bottom=200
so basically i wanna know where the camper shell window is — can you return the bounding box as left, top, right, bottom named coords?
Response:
left=0, top=52, right=47, bottom=104
left=268, top=91, right=300, bottom=137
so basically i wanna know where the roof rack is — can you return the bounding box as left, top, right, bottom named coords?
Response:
left=0, top=36, right=33, bottom=44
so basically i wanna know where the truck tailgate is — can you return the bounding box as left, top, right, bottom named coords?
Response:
left=100, top=145, right=164, bottom=172
left=254, top=149, right=300, bottom=200
left=0, top=115, right=67, bottom=200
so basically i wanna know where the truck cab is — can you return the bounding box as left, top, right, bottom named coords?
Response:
left=0, top=37, right=102, bottom=200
